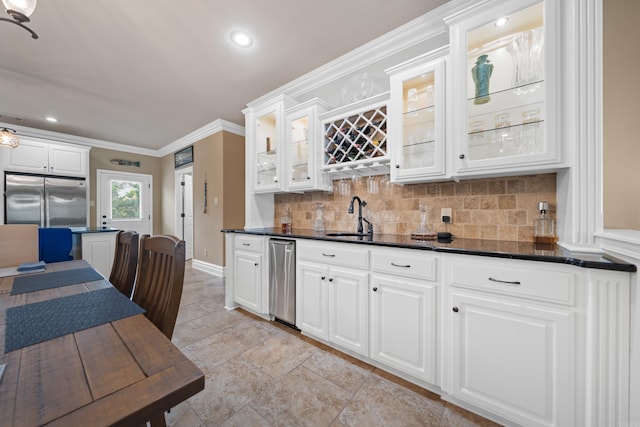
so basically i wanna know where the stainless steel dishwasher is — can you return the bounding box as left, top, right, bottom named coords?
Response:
left=269, top=239, right=296, bottom=327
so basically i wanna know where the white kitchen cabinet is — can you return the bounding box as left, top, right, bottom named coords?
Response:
left=2, top=138, right=89, bottom=177
left=244, top=94, right=297, bottom=194
left=387, top=47, right=448, bottom=184
left=78, top=231, right=117, bottom=278
left=284, top=98, right=331, bottom=192
left=443, top=255, right=576, bottom=427
left=232, top=235, right=268, bottom=315
left=370, top=247, right=439, bottom=384
left=296, top=241, right=369, bottom=356
left=446, top=0, right=563, bottom=177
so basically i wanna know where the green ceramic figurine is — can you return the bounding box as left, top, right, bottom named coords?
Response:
left=472, top=54, right=493, bottom=104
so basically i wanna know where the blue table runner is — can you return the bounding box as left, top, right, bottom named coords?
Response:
left=5, top=287, right=145, bottom=353
left=11, top=267, right=105, bottom=295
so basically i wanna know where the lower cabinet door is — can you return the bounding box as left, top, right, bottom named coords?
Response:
left=447, top=291, right=573, bottom=427
left=370, top=274, right=437, bottom=383
left=81, top=232, right=116, bottom=278
left=296, top=260, right=328, bottom=340
left=328, top=266, right=369, bottom=356
left=233, top=251, right=262, bottom=313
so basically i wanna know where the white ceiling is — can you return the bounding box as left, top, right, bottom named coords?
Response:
left=0, top=0, right=447, bottom=151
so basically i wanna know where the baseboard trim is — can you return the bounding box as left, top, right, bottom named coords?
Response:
left=191, top=259, right=225, bottom=277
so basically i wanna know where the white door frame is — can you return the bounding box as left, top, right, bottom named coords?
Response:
left=175, top=166, right=194, bottom=260
left=96, top=169, right=153, bottom=235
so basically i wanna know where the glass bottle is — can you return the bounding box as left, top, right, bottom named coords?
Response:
left=281, top=205, right=292, bottom=234
left=314, top=203, right=325, bottom=233
left=534, top=201, right=556, bottom=246
left=411, top=203, right=436, bottom=240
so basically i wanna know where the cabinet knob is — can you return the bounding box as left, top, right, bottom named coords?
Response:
left=372, top=287, right=378, bottom=292
left=102, top=222, right=106, bottom=225
left=395, top=164, right=400, bottom=168
left=328, top=277, right=334, bottom=282
left=254, top=262, right=259, bottom=266
left=459, top=154, right=465, bottom=159
left=306, top=176, right=311, bottom=180
left=452, top=307, right=459, bottom=313
left=102, top=215, right=106, bottom=219
left=321, top=276, right=326, bottom=280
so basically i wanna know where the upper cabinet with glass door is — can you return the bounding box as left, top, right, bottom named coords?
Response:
left=245, top=95, right=297, bottom=193
left=285, top=99, right=331, bottom=191
left=446, top=0, right=562, bottom=176
left=387, top=47, right=447, bottom=184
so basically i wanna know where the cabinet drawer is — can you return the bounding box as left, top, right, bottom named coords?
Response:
left=298, top=241, right=369, bottom=270
left=234, top=235, right=263, bottom=253
left=449, top=258, right=575, bottom=305
left=371, top=248, right=437, bottom=281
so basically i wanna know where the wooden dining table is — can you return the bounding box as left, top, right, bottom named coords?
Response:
left=0, top=259, right=204, bottom=426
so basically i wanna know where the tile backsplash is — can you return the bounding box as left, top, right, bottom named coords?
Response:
left=274, top=173, right=556, bottom=242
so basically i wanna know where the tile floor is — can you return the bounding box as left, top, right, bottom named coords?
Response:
left=167, top=262, right=501, bottom=427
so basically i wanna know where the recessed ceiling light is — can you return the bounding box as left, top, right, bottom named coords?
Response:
left=230, top=30, right=253, bottom=48
left=495, top=17, right=509, bottom=27
left=46, top=116, right=58, bottom=123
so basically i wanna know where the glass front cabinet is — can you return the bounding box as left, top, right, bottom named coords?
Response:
left=387, top=47, right=447, bottom=184
left=285, top=99, right=331, bottom=191
left=247, top=95, right=297, bottom=193
left=446, top=0, right=562, bottom=176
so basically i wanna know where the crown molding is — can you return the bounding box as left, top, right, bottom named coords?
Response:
left=247, top=0, right=469, bottom=107
left=1, top=118, right=245, bottom=158
left=0, top=121, right=159, bottom=156
left=157, top=119, right=245, bottom=157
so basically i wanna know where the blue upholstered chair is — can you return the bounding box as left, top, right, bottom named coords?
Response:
left=38, top=227, right=73, bottom=263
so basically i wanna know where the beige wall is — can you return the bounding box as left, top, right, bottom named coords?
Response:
left=188, top=131, right=245, bottom=266
left=275, top=174, right=556, bottom=242
left=91, top=131, right=244, bottom=267
left=88, top=147, right=163, bottom=232
left=603, top=0, right=640, bottom=230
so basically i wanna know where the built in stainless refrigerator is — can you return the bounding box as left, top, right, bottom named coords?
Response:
left=5, top=173, right=87, bottom=227
left=269, top=239, right=296, bottom=326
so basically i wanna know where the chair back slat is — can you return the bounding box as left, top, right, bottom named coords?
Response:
left=109, top=231, right=139, bottom=299
left=132, top=234, right=185, bottom=339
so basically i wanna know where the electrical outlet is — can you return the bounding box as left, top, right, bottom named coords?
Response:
left=441, top=208, right=452, bottom=223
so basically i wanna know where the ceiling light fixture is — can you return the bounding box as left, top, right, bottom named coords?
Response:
left=494, top=16, right=509, bottom=27
left=46, top=116, right=57, bottom=122
left=1, top=0, right=38, bottom=39
left=0, top=128, right=20, bottom=149
left=230, top=30, right=253, bottom=48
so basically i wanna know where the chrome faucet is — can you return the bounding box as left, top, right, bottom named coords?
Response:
left=348, top=196, right=373, bottom=236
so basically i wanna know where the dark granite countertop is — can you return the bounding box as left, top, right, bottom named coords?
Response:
left=70, top=227, right=120, bottom=234
left=222, top=227, right=637, bottom=273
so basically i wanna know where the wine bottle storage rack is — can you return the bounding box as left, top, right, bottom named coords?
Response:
left=323, top=105, right=388, bottom=167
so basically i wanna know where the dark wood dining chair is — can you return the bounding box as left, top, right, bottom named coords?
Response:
left=109, top=231, right=139, bottom=299
left=132, top=234, right=186, bottom=340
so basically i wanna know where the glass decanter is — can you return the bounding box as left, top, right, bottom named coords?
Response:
left=411, top=203, right=436, bottom=240
left=314, top=203, right=325, bottom=232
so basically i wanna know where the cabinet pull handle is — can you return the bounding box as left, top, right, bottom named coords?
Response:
left=488, top=277, right=521, bottom=285
left=322, top=253, right=335, bottom=257
left=390, top=262, right=411, bottom=268
left=373, top=287, right=378, bottom=292
left=242, top=243, right=250, bottom=246
left=452, top=307, right=459, bottom=313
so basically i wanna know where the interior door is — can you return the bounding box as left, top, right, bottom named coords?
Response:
left=97, top=170, right=152, bottom=235
left=175, top=168, right=193, bottom=260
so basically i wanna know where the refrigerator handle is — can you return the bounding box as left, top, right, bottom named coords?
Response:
left=42, top=187, right=48, bottom=227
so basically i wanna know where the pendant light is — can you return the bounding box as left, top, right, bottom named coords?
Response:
left=0, top=0, right=38, bottom=39
left=0, top=128, right=20, bottom=149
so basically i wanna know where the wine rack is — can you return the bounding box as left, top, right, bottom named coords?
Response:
left=322, top=98, right=389, bottom=171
